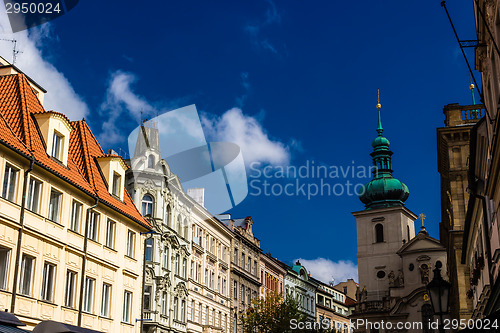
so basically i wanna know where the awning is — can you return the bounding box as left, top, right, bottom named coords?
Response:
left=0, top=324, right=30, bottom=333
left=0, top=311, right=29, bottom=333
left=33, top=321, right=103, bottom=333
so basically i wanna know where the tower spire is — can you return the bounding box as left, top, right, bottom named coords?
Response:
left=376, top=89, right=383, bottom=136
left=469, top=78, right=476, bottom=105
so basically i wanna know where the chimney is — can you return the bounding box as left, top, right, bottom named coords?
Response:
left=187, top=188, right=205, bottom=207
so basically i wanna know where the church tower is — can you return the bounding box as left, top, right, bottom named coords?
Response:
left=353, top=94, right=417, bottom=301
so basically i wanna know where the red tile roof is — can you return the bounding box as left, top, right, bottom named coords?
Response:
left=0, top=73, right=150, bottom=229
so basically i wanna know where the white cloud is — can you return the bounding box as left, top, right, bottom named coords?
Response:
left=244, top=0, right=282, bottom=55
left=202, top=108, right=290, bottom=166
left=295, top=258, right=358, bottom=285
left=99, top=71, right=155, bottom=145
left=0, top=4, right=89, bottom=120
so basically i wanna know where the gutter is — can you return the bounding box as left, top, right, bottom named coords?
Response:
left=77, top=198, right=99, bottom=326
left=10, top=154, right=34, bottom=313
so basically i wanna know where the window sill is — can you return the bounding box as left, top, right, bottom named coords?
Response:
left=61, top=305, right=77, bottom=311
left=88, top=238, right=100, bottom=245
left=67, top=228, right=83, bottom=237
left=125, top=255, right=137, bottom=262
left=82, top=311, right=97, bottom=317
left=98, top=315, right=113, bottom=321
left=121, top=321, right=134, bottom=327
left=104, top=245, right=117, bottom=253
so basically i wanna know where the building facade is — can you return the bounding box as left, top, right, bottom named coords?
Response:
left=333, top=278, right=358, bottom=301
left=223, top=216, right=261, bottom=333
left=461, top=0, right=500, bottom=319
left=126, top=123, right=192, bottom=333
left=437, top=103, right=481, bottom=320
left=126, top=122, right=233, bottom=333
left=351, top=101, right=448, bottom=331
left=312, top=278, right=352, bottom=333
left=259, top=252, right=286, bottom=298
left=0, top=61, right=150, bottom=332
left=281, top=261, right=317, bottom=321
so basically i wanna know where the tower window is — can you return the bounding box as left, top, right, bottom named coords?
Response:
left=142, top=194, right=154, bottom=216
left=375, top=223, right=384, bottom=243
left=407, top=225, right=410, bottom=241
left=148, top=155, right=155, bottom=168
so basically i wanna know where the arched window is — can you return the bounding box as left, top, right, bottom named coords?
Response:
left=148, top=155, right=155, bottom=168
left=142, top=194, right=154, bottom=216
left=177, top=216, right=182, bottom=234
left=375, top=223, right=384, bottom=243
left=166, top=205, right=171, bottom=227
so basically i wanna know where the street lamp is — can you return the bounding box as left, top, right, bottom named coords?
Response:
left=426, top=263, right=451, bottom=333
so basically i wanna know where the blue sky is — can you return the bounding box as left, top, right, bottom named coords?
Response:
left=0, top=0, right=479, bottom=283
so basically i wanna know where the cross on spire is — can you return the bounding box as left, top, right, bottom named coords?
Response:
left=376, top=89, right=383, bottom=136
left=419, top=213, right=426, bottom=228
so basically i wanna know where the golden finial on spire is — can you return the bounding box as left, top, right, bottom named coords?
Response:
left=419, top=213, right=426, bottom=228
left=376, top=89, right=381, bottom=109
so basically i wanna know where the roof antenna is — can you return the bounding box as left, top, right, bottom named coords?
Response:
left=0, top=39, right=22, bottom=64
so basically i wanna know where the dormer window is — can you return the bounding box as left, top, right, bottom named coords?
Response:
left=148, top=155, right=155, bottom=169
left=112, top=172, right=121, bottom=197
left=51, top=131, right=63, bottom=161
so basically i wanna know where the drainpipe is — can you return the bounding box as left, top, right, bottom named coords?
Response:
left=78, top=198, right=99, bottom=326
left=10, top=155, right=34, bottom=313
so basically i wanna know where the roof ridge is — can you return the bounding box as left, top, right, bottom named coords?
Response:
left=16, top=74, right=34, bottom=150
left=73, top=120, right=97, bottom=189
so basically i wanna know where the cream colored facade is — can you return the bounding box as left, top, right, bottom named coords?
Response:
left=313, top=279, right=352, bottom=333
left=0, top=66, right=149, bottom=332
left=188, top=204, right=232, bottom=333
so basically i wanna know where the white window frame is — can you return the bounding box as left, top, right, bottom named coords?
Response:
left=64, top=270, right=77, bottom=308
left=48, top=188, right=62, bottom=223
left=2, top=163, right=18, bottom=202
left=0, top=246, right=11, bottom=290
left=87, top=211, right=100, bottom=242
left=19, top=254, right=34, bottom=296
left=51, top=131, right=63, bottom=161
left=112, top=172, right=121, bottom=197
left=27, top=177, right=42, bottom=213
left=123, top=290, right=132, bottom=323
left=70, top=200, right=82, bottom=233
left=105, top=219, right=116, bottom=249
left=101, top=283, right=111, bottom=317
left=126, top=230, right=135, bottom=258
left=83, top=277, right=95, bottom=313
left=41, top=262, right=56, bottom=302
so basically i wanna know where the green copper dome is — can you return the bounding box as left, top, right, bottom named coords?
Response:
left=358, top=102, right=409, bottom=210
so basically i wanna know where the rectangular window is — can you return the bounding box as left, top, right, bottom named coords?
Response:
left=64, top=270, right=77, bottom=308
left=2, top=164, right=18, bottom=202
left=123, top=291, right=132, bottom=323
left=41, top=262, right=56, bottom=302
left=182, top=258, right=187, bottom=278
left=173, top=297, right=178, bottom=320
left=161, top=292, right=167, bottom=316
left=83, top=277, right=95, bottom=313
left=144, top=285, right=152, bottom=311
left=0, top=247, right=10, bottom=290
left=48, top=189, right=62, bottom=223
left=163, top=246, right=169, bottom=268
left=181, top=300, right=186, bottom=322
left=145, top=238, right=153, bottom=261
left=112, top=172, right=121, bottom=197
left=233, top=281, right=237, bottom=300
left=234, top=249, right=238, bottom=265
left=175, top=255, right=180, bottom=275
left=19, top=254, right=34, bottom=295
left=205, top=306, right=209, bottom=325
left=51, top=132, right=63, bottom=160
left=198, top=303, right=202, bottom=323
left=101, top=283, right=111, bottom=317
left=105, top=219, right=115, bottom=249
left=197, top=264, right=201, bottom=282
left=87, top=211, right=99, bottom=241
left=241, top=254, right=245, bottom=269
left=126, top=230, right=135, bottom=257
left=191, top=300, right=195, bottom=321
left=241, top=285, right=245, bottom=305
left=27, top=177, right=41, bottom=213
left=69, top=200, right=82, bottom=232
